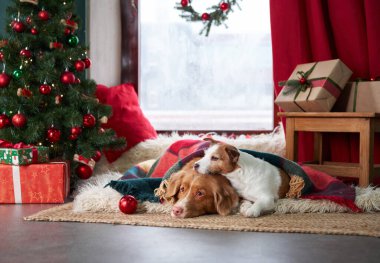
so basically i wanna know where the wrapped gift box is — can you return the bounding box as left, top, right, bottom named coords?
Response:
left=0, top=162, right=69, bottom=203
left=275, top=59, right=352, bottom=112
left=0, top=145, right=49, bottom=165
left=333, top=81, right=380, bottom=113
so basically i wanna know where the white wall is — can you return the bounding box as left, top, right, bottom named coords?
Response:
left=88, top=0, right=121, bottom=87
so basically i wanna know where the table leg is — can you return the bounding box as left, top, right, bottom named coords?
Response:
left=359, top=119, right=374, bottom=187
left=285, top=118, right=298, bottom=161
left=314, top=132, right=323, bottom=164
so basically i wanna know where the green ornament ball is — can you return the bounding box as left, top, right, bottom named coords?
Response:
left=12, top=69, right=23, bottom=79
left=67, top=35, right=79, bottom=47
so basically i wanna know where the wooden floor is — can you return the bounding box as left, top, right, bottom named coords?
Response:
left=1, top=204, right=379, bottom=263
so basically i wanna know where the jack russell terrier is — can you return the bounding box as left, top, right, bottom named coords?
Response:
left=194, top=138, right=289, bottom=217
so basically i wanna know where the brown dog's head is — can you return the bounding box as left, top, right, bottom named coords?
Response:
left=164, top=159, right=239, bottom=218
left=194, top=138, right=240, bottom=175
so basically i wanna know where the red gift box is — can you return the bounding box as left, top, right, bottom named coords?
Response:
left=0, top=162, right=69, bottom=204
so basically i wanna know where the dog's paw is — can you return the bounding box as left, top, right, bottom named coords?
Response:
left=239, top=200, right=252, bottom=215
left=243, top=204, right=262, bottom=218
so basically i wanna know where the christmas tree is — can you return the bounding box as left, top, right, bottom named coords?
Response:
left=0, top=0, right=125, bottom=184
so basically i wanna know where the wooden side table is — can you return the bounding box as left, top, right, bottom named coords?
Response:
left=278, top=112, right=380, bottom=187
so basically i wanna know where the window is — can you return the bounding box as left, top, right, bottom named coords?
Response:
left=139, top=0, right=273, bottom=131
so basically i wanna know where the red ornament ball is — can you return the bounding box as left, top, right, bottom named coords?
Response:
left=82, top=58, right=91, bottom=69
left=0, top=51, right=4, bottom=61
left=119, top=195, right=138, bottom=214
left=68, top=134, right=78, bottom=140
left=47, top=127, right=61, bottom=143
left=12, top=21, right=25, bottom=33
left=12, top=113, right=27, bottom=128
left=39, top=84, right=52, bottom=95
left=31, top=27, right=38, bottom=35
left=220, top=2, right=229, bottom=11
left=64, top=27, right=71, bottom=35
left=74, top=78, right=81, bottom=84
left=0, top=73, right=11, bottom=88
left=38, top=10, right=50, bottom=21
left=83, top=113, right=96, bottom=128
left=20, top=49, right=32, bottom=58
left=299, top=77, right=307, bottom=85
left=76, top=164, right=93, bottom=180
left=0, top=114, right=10, bottom=129
left=71, top=126, right=82, bottom=136
left=60, top=71, right=76, bottom=84
left=74, top=60, right=86, bottom=72
left=92, top=150, right=102, bottom=162
left=181, top=0, right=188, bottom=7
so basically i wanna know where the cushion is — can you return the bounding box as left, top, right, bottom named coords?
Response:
left=96, top=83, right=157, bottom=162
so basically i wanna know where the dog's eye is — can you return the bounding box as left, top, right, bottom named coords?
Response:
left=180, top=186, right=185, bottom=192
left=196, top=191, right=204, bottom=197
left=211, top=156, right=219, bottom=161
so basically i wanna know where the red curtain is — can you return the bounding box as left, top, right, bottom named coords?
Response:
left=270, top=0, right=380, bottom=165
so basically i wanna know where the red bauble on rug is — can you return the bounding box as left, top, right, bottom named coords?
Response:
left=119, top=195, right=138, bottom=214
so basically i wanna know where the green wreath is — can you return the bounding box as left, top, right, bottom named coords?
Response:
left=175, top=0, right=242, bottom=37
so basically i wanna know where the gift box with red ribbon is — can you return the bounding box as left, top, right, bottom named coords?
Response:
left=0, top=140, right=49, bottom=166
left=275, top=59, right=352, bottom=112
left=0, top=162, right=69, bottom=203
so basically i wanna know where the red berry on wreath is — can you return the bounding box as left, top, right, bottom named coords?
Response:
left=0, top=73, right=11, bottom=88
left=60, top=70, right=76, bottom=84
left=201, top=13, right=210, bottom=21
left=76, top=164, right=93, bottom=180
left=74, top=60, right=86, bottom=72
left=0, top=114, right=10, bottom=129
left=181, top=0, right=188, bottom=7
left=12, top=113, right=27, bottom=128
left=47, top=127, right=61, bottom=143
left=31, top=27, right=38, bottom=35
left=82, top=58, right=91, bottom=69
left=220, top=2, right=229, bottom=12
left=92, top=150, right=102, bottom=162
left=299, top=77, right=307, bottom=85
left=83, top=113, right=96, bottom=128
left=39, top=84, right=52, bottom=95
left=12, top=21, right=25, bottom=33
left=119, top=195, right=138, bottom=214
left=38, top=10, right=50, bottom=21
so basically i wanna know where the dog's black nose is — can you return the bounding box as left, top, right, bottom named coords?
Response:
left=194, top=163, right=200, bottom=170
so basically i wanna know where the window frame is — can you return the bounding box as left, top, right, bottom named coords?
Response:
left=120, top=0, right=278, bottom=133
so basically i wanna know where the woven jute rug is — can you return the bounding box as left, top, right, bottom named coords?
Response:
left=24, top=203, right=380, bottom=237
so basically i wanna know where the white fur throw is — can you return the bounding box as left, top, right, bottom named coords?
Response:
left=73, top=126, right=380, bottom=214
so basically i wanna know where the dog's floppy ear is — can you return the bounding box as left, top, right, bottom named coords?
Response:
left=213, top=178, right=239, bottom=216
left=225, top=145, right=240, bottom=165
left=164, top=172, right=184, bottom=202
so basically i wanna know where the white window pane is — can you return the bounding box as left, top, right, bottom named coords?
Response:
left=139, top=0, right=273, bottom=131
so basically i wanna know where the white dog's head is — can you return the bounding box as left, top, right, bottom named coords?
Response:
left=194, top=138, right=240, bottom=175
